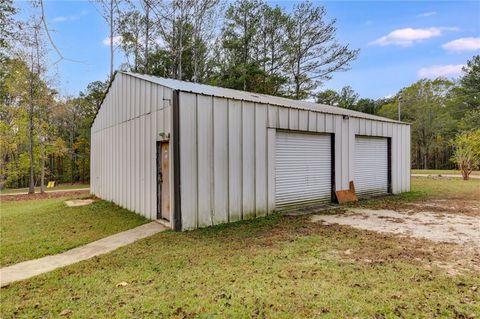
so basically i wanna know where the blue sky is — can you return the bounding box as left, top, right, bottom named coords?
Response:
left=17, top=0, right=480, bottom=99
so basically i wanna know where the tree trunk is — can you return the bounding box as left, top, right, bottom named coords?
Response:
left=295, top=24, right=302, bottom=99
left=461, top=161, right=469, bottom=180
left=70, top=121, right=76, bottom=184
left=109, top=0, right=114, bottom=79
left=178, top=1, right=183, bottom=81
left=144, top=0, right=149, bottom=73
left=243, top=10, right=247, bottom=91
left=40, top=139, right=45, bottom=193
left=28, top=50, right=35, bottom=194
left=193, top=4, right=198, bottom=83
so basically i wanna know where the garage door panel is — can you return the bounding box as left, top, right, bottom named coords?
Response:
left=354, top=136, right=388, bottom=196
left=275, top=132, right=332, bottom=210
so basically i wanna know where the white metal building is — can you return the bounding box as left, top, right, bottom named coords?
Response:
left=91, top=72, right=410, bottom=231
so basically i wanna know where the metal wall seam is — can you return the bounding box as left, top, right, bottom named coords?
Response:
left=179, top=92, right=198, bottom=229
left=228, top=99, right=242, bottom=222
left=197, top=94, right=213, bottom=227
left=213, top=97, right=228, bottom=224
left=255, top=103, right=267, bottom=217
left=242, top=101, right=255, bottom=219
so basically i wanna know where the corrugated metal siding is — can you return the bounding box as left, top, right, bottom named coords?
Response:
left=91, top=72, right=411, bottom=231
left=275, top=132, right=331, bottom=210
left=90, top=73, right=173, bottom=220
left=354, top=137, right=388, bottom=196
left=178, top=90, right=411, bottom=230
left=179, top=93, right=273, bottom=229
left=125, top=72, right=403, bottom=124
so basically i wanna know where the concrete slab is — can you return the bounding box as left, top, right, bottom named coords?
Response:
left=0, top=222, right=166, bottom=287
left=65, top=199, right=95, bottom=207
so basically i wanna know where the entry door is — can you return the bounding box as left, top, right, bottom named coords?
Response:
left=157, top=142, right=170, bottom=221
left=275, top=131, right=332, bottom=210
left=354, top=136, right=389, bottom=197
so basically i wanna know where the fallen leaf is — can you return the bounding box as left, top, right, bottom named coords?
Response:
left=59, top=309, right=72, bottom=316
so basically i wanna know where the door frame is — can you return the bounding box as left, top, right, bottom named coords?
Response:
left=156, top=140, right=171, bottom=223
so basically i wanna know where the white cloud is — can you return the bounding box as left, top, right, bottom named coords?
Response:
left=102, top=36, right=122, bottom=46
left=417, top=64, right=465, bottom=78
left=370, top=27, right=459, bottom=47
left=442, top=37, right=480, bottom=53
left=52, top=10, right=88, bottom=23
left=53, top=16, right=69, bottom=22
left=417, top=11, right=436, bottom=17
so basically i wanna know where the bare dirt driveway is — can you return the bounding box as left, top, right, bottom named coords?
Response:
left=311, top=190, right=480, bottom=274
left=312, top=207, right=480, bottom=246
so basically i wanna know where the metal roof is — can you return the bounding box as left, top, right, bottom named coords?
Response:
left=122, top=71, right=406, bottom=124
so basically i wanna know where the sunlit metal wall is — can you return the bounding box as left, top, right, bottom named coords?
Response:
left=90, top=73, right=173, bottom=220
left=178, top=92, right=410, bottom=230
left=91, top=73, right=410, bottom=231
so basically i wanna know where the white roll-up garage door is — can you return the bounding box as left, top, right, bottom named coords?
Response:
left=354, top=136, right=389, bottom=197
left=275, top=131, right=332, bottom=210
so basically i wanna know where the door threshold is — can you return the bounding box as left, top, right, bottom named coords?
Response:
left=155, top=218, right=172, bottom=229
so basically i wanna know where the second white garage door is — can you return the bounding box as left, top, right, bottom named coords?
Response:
left=275, top=131, right=332, bottom=210
left=354, top=136, right=389, bottom=197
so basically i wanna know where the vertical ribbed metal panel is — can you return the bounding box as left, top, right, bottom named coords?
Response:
left=275, top=132, right=331, bottom=210
left=213, top=97, right=229, bottom=224
left=90, top=73, right=171, bottom=221
left=354, top=136, right=388, bottom=196
left=90, top=73, right=411, bottom=230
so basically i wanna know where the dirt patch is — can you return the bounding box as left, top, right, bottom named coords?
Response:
left=1, top=190, right=90, bottom=202
left=64, top=199, right=95, bottom=207
left=407, top=200, right=480, bottom=217
left=356, top=198, right=480, bottom=217
left=312, top=208, right=480, bottom=246
left=311, top=208, right=480, bottom=275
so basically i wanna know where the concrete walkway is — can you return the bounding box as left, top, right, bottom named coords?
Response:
left=0, top=222, right=166, bottom=287
left=412, top=174, right=480, bottom=179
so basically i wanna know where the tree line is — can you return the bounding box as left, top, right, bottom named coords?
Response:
left=1, top=0, right=479, bottom=191
left=107, top=0, right=359, bottom=99
left=316, top=56, right=480, bottom=175
left=1, top=0, right=359, bottom=191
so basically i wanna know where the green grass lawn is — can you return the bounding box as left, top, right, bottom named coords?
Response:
left=366, top=175, right=480, bottom=204
left=410, top=175, right=480, bottom=197
left=412, top=169, right=480, bottom=176
left=1, top=177, right=479, bottom=318
left=0, top=183, right=90, bottom=195
left=0, top=195, right=147, bottom=266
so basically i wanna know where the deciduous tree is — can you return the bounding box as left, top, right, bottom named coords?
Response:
left=451, top=129, right=480, bottom=180
left=285, top=1, right=358, bottom=99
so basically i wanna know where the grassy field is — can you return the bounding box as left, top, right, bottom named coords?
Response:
left=1, top=177, right=479, bottom=318
left=0, top=195, right=147, bottom=266
left=0, top=183, right=90, bottom=195
left=358, top=175, right=480, bottom=206
left=412, top=169, right=480, bottom=176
